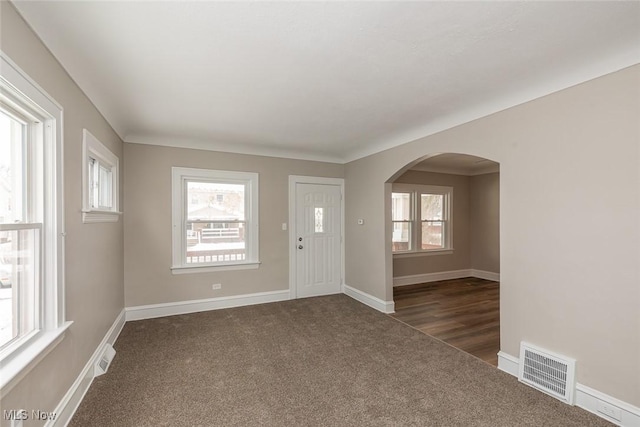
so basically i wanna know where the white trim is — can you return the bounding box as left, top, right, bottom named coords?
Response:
left=125, top=136, right=343, bottom=164
left=497, top=352, right=640, bottom=427
left=394, top=269, right=472, bottom=287
left=0, top=50, right=66, bottom=382
left=393, top=249, right=454, bottom=258
left=288, top=176, right=345, bottom=300
left=125, top=290, right=290, bottom=321
left=171, top=262, right=260, bottom=274
left=470, top=269, right=500, bottom=282
left=0, top=322, right=72, bottom=397
left=81, top=210, right=122, bottom=223
left=342, top=284, right=395, bottom=314
left=497, top=350, right=519, bottom=376
left=393, top=269, right=500, bottom=286
left=576, top=384, right=640, bottom=427
left=46, top=310, right=125, bottom=427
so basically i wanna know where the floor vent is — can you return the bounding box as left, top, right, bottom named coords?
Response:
left=518, top=342, right=576, bottom=404
left=94, top=343, right=116, bottom=377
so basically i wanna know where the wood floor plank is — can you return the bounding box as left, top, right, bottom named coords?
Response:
left=390, top=277, right=500, bottom=366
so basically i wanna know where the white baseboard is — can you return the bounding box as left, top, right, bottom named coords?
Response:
left=47, top=309, right=126, bottom=427
left=470, top=269, right=500, bottom=282
left=342, top=284, right=395, bottom=313
left=393, top=269, right=500, bottom=287
left=497, top=351, right=640, bottom=427
left=125, top=290, right=291, bottom=321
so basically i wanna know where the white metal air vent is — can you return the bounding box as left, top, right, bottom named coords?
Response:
left=94, top=343, right=116, bottom=377
left=518, top=342, right=576, bottom=404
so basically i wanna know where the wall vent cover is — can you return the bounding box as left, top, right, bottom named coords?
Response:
left=94, top=343, right=116, bottom=377
left=518, top=342, right=576, bottom=404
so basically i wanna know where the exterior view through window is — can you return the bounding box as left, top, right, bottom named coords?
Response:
left=391, top=192, right=411, bottom=251
left=186, top=181, right=246, bottom=264
left=0, top=109, right=37, bottom=348
left=391, top=185, right=452, bottom=253
left=421, top=193, right=444, bottom=249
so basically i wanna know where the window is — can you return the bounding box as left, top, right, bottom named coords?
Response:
left=1, top=54, right=68, bottom=390
left=391, top=184, right=452, bottom=254
left=82, top=129, right=120, bottom=223
left=171, top=167, right=259, bottom=273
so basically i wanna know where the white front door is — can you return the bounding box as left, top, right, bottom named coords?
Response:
left=294, top=182, right=342, bottom=298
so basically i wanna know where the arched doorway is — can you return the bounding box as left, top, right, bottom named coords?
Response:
left=386, top=153, right=501, bottom=365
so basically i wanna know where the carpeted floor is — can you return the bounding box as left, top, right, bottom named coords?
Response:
left=70, top=295, right=611, bottom=426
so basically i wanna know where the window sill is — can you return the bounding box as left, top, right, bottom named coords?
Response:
left=82, top=209, right=122, bottom=223
left=393, top=249, right=454, bottom=258
left=171, top=262, right=261, bottom=275
left=0, top=321, right=73, bottom=395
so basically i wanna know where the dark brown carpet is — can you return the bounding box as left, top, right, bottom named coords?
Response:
left=70, top=295, right=610, bottom=426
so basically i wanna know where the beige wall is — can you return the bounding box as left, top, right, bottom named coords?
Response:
left=392, top=170, right=471, bottom=277
left=345, top=65, right=640, bottom=405
left=470, top=172, right=500, bottom=273
left=3, top=0, right=638, bottom=416
left=123, top=143, right=343, bottom=307
left=1, top=3, right=125, bottom=426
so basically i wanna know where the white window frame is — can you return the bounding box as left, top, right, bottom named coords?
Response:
left=82, top=129, right=120, bottom=223
left=0, top=52, right=70, bottom=394
left=171, top=167, right=260, bottom=274
left=392, top=183, right=453, bottom=256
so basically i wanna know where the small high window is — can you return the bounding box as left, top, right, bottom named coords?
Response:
left=82, top=130, right=120, bottom=223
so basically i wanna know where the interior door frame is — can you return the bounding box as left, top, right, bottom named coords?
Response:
left=288, top=175, right=345, bottom=300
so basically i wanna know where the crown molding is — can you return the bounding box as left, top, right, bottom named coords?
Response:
left=124, top=134, right=344, bottom=164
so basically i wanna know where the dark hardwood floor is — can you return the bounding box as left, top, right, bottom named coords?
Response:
left=390, top=277, right=500, bottom=366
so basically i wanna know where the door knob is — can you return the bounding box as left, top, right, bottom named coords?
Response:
left=298, top=245, right=303, bottom=249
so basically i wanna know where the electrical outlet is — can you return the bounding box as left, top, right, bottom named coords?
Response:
left=597, top=401, right=621, bottom=421
left=212, top=283, right=222, bottom=290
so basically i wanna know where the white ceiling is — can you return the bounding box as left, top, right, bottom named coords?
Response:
left=13, top=1, right=640, bottom=163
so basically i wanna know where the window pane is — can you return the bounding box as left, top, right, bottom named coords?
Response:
left=89, top=157, right=98, bottom=208
left=187, top=182, right=245, bottom=221
left=314, top=207, right=324, bottom=233
left=422, top=221, right=444, bottom=249
left=99, top=164, right=112, bottom=208
left=392, top=193, right=411, bottom=221
left=421, top=194, right=443, bottom=221
left=0, top=227, right=38, bottom=349
left=0, top=111, right=25, bottom=224
left=392, top=222, right=411, bottom=252
left=185, top=221, right=246, bottom=264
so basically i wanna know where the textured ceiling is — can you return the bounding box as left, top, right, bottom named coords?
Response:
left=12, top=1, right=640, bottom=163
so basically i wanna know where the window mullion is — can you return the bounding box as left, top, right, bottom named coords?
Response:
left=182, top=179, right=189, bottom=267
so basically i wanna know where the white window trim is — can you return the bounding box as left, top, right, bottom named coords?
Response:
left=392, top=183, right=453, bottom=255
left=0, top=51, right=70, bottom=394
left=171, top=167, right=260, bottom=273
left=82, top=129, right=121, bottom=223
